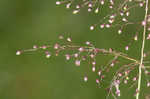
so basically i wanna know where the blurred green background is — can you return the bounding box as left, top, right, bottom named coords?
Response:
left=0, top=0, right=149, bottom=99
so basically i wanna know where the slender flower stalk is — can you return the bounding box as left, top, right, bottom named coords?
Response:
left=136, top=0, right=149, bottom=99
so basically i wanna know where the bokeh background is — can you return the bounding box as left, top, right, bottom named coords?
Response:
left=0, top=0, right=149, bottom=99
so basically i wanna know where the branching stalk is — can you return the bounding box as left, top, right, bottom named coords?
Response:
left=136, top=0, right=149, bottom=99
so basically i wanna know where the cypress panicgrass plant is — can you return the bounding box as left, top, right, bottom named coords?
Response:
left=17, top=0, right=150, bottom=98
